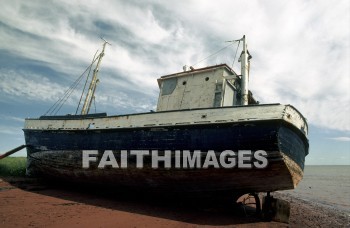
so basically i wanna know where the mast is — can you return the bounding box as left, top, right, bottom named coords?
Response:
left=240, top=35, right=250, bottom=106
left=81, top=41, right=109, bottom=115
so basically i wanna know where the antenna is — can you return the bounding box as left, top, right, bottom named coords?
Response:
left=100, top=36, right=112, bottom=46
left=225, top=36, right=244, bottom=43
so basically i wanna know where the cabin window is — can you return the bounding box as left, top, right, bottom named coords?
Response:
left=161, top=78, right=177, bottom=95
left=182, top=81, right=187, bottom=85
left=213, top=92, right=222, bottom=107
left=205, top=77, right=209, bottom=81
left=213, top=83, right=222, bottom=107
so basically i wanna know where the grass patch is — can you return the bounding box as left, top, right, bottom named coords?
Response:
left=0, top=157, right=27, bottom=177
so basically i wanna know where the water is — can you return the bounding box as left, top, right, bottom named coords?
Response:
left=284, top=165, right=350, bottom=213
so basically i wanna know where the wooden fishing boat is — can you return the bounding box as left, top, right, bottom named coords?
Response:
left=22, top=36, right=309, bottom=197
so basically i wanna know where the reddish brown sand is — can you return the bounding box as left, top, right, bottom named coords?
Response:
left=0, top=177, right=348, bottom=227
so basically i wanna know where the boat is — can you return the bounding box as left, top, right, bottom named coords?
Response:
left=22, top=36, right=309, bottom=198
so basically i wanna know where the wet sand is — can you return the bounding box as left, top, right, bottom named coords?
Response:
left=0, top=177, right=348, bottom=227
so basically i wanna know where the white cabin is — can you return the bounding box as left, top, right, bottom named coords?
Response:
left=156, top=64, right=257, bottom=112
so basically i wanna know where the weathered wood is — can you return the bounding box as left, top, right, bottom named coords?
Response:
left=0, top=145, right=27, bottom=160
left=21, top=40, right=309, bottom=198
left=26, top=150, right=302, bottom=194
left=24, top=104, right=308, bottom=137
left=24, top=114, right=308, bottom=194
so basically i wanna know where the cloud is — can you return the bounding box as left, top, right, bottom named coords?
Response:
left=0, top=0, right=349, bottom=132
left=328, top=137, right=350, bottom=142
left=0, top=69, right=65, bottom=103
left=0, top=68, right=156, bottom=115
left=0, top=115, right=24, bottom=123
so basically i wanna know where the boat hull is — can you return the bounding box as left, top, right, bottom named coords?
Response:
left=24, top=119, right=308, bottom=194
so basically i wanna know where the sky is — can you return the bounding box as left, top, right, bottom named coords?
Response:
left=0, top=0, right=349, bottom=165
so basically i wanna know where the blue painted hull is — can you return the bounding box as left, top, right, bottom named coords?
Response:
left=24, top=120, right=308, bottom=193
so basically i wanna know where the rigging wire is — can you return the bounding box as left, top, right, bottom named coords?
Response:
left=44, top=75, right=84, bottom=116
left=51, top=76, right=84, bottom=115
left=53, top=75, right=86, bottom=115
left=44, top=39, right=241, bottom=116
left=192, top=42, right=235, bottom=67
left=75, top=50, right=99, bottom=115
left=43, top=54, right=100, bottom=116
left=231, top=40, right=241, bottom=69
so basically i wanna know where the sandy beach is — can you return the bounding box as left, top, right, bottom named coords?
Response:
left=0, top=177, right=348, bottom=227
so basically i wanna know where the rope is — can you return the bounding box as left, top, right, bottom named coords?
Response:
left=192, top=42, right=235, bottom=67
left=231, top=40, right=241, bottom=69
left=49, top=73, right=85, bottom=115
left=43, top=54, right=100, bottom=116
left=75, top=50, right=99, bottom=115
